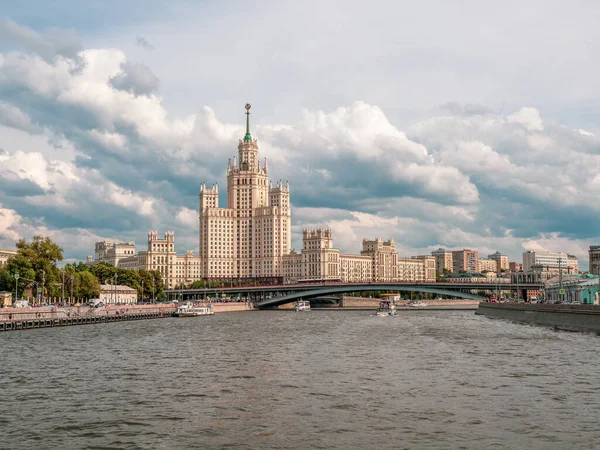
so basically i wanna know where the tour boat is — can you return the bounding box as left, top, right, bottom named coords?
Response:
left=294, top=300, right=311, bottom=311
left=173, top=301, right=214, bottom=317
left=376, top=300, right=397, bottom=316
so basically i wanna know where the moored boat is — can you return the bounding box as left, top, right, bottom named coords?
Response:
left=294, top=300, right=311, bottom=311
left=173, top=301, right=214, bottom=317
left=408, top=301, right=427, bottom=308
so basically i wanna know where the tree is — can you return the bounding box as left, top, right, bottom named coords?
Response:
left=5, top=254, right=36, bottom=298
left=15, top=236, right=63, bottom=300
left=78, top=271, right=101, bottom=299
left=442, top=268, right=452, bottom=275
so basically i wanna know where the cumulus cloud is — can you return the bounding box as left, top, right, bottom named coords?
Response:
left=1, top=19, right=600, bottom=268
left=0, top=19, right=81, bottom=62
left=109, top=62, right=160, bottom=96
left=176, top=207, right=198, bottom=228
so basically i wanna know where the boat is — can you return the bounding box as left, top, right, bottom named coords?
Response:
left=408, top=301, right=427, bottom=308
left=173, top=301, right=214, bottom=317
left=376, top=299, right=397, bottom=316
left=294, top=300, right=311, bottom=311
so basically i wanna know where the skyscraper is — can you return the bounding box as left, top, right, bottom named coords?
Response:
left=198, top=104, right=291, bottom=280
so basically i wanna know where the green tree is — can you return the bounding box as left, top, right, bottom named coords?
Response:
left=5, top=254, right=36, bottom=298
left=78, top=271, right=101, bottom=299
left=15, top=236, right=63, bottom=300
left=442, top=268, right=452, bottom=275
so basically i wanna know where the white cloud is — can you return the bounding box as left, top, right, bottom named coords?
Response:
left=176, top=207, right=198, bottom=228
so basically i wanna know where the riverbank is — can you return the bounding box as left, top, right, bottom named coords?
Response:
left=0, top=301, right=255, bottom=332
left=476, top=302, right=600, bottom=333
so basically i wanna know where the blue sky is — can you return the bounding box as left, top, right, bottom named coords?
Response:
left=1, top=0, right=600, bottom=268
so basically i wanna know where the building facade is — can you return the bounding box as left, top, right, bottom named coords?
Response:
left=452, top=249, right=479, bottom=273
left=93, top=241, right=136, bottom=267
left=522, top=250, right=575, bottom=273
left=198, top=104, right=291, bottom=281
left=0, top=249, right=17, bottom=268
left=488, top=251, right=509, bottom=270
left=431, top=248, right=453, bottom=273
left=589, top=246, right=600, bottom=275
left=281, top=229, right=431, bottom=284
left=477, top=258, right=497, bottom=273
left=92, top=231, right=201, bottom=289
left=99, top=284, right=138, bottom=304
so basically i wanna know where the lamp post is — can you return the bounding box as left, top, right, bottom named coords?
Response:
left=14, top=273, right=19, bottom=303
left=41, top=269, right=45, bottom=305
left=70, top=276, right=74, bottom=304
left=114, top=273, right=118, bottom=305
left=62, top=270, right=65, bottom=305
left=152, top=277, right=155, bottom=303
left=141, top=280, right=144, bottom=303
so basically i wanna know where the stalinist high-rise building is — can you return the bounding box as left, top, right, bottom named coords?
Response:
left=198, top=104, right=291, bottom=281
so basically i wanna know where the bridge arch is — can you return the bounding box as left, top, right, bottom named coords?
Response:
left=256, top=285, right=486, bottom=309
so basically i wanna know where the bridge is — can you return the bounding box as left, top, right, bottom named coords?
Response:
left=165, top=282, right=544, bottom=309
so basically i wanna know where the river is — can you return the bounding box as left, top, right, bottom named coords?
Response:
left=1, top=310, right=599, bottom=449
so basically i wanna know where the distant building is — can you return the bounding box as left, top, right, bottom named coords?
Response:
left=522, top=250, right=575, bottom=273
left=412, top=256, right=437, bottom=282
left=477, top=258, right=497, bottom=273
left=589, top=246, right=600, bottom=275
left=99, top=284, right=138, bottom=304
left=509, top=262, right=523, bottom=271
left=91, top=231, right=201, bottom=289
left=281, top=229, right=431, bottom=284
left=452, top=249, right=478, bottom=273
left=567, top=254, right=579, bottom=273
left=0, top=249, right=17, bottom=268
left=488, top=251, right=509, bottom=270
left=361, top=238, right=397, bottom=282
left=198, top=104, right=291, bottom=281
left=92, top=241, right=136, bottom=267
left=431, top=248, right=453, bottom=273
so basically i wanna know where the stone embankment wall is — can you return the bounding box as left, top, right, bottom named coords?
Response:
left=340, top=297, right=480, bottom=308
left=211, top=302, right=255, bottom=313
left=476, top=302, right=600, bottom=333
left=0, top=301, right=254, bottom=324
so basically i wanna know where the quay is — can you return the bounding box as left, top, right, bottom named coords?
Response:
left=476, top=302, right=600, bottom=333
left=0, top=302, right=255, bottom=332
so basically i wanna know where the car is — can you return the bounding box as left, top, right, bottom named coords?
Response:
left=94, top=302, right=105, bottom=308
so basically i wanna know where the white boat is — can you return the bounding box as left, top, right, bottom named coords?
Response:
left=408, top=301, right=427, bottom=308
left=376, top=299, right=397, bottom=316
left=174, top=301, right=214, bottom=317
left=294, top=300, right=311, bottom=311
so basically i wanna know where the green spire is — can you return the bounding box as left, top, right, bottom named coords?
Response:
left=244, top=103, right=252, bottom=142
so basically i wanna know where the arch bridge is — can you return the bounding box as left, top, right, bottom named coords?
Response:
left=165, top=282, right=542, bottom=309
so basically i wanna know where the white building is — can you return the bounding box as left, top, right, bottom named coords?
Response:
left=522, top=250, right=575, bottom=272
left=198, top=104, right=291, bottom=281
left=0, top=249, right=17, bottom=268
left=99, top=284, right=138, bottom=304
left=93, top=241, right=136, bottom=267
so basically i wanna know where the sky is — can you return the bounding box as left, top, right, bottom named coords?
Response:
left=1, top=0, right=600, bottom=269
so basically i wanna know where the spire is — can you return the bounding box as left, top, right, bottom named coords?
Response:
left=244, top=103, right=252, bottom=142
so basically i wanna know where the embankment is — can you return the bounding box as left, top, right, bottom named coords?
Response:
left=476, top=302, right=600, bottom=333
left=0, top=301, right=255, bottom=332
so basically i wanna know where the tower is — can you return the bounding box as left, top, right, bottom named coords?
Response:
left=198, top=103, right=291, bottom=281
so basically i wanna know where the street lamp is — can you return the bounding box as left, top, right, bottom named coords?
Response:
left=70, top=276, right=74, bottom=304
left=114, top=273, right=118, bottom=304
left=14, top=273, right=19, bottom=303
left=141, top=279, right=144, bottom=303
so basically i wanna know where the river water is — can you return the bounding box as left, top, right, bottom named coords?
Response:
left=1, top=310, right=600, bottom=449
